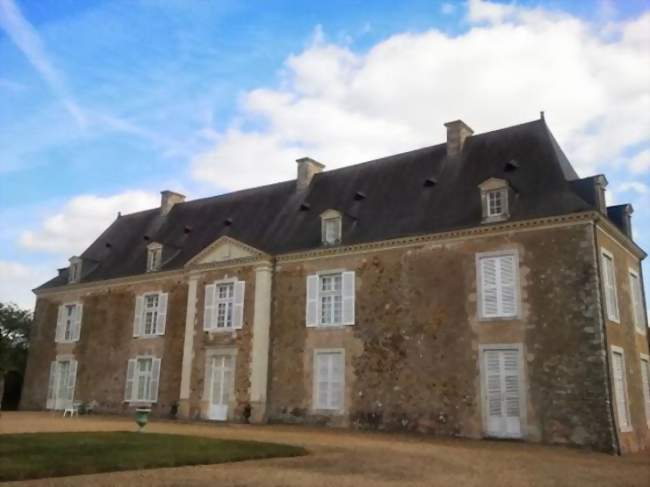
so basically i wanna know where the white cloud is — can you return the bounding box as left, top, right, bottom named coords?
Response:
left=0, top=260, right=49, bottom=309
left=441, top=3, right=455, bottom=15
left=617, top=181, right=649, bottom=195
left=629, top=149, right=650, bottom=174
left=19, top=191, right=159, bottom=255
left=0, top=0, right=86, bottom=126
left=190, top=1, right=650, bottom=191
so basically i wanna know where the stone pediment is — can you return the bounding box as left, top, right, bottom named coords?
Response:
left=186, top=236, right=266, bottom=267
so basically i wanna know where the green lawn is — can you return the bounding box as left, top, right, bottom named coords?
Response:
left=0, top=431, right=307, bottom=481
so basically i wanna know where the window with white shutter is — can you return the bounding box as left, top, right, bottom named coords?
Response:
left=601, top=250, right=620, bottom=322
left=640, top=356, right=650, bottom=426
left=46, top=361, right=57, bottom=409
left=203, top=279, right=244, bottom=331
left=314, top=350, right=344, bottom=411
left=55, top=303, right=82, bottom=343
left=306, top=271, right=356, bottom=327
left=133, top=292, right=168, bottom=337
left=477, top=252, right=519, bottom=319
left=629, top=271, right=646, bottom=333
left=611, top=348, right=631, bottom=432
left=126, top=356, right=162, bottom=403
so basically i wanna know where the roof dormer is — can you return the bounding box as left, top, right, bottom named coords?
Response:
left=68, top=256, right=82, bottom=284
left=479, top=178, right=511, bottom=224
left=146, top=242, right=163, bottom=272
left=320, top=209, right=342, bottom=245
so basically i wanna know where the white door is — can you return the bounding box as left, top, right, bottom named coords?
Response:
left=208, top=354, right=234, bottom=421
left=483, top=348, right=523, bottom=438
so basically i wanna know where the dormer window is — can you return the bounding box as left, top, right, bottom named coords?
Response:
left=68, top=257, right=82, bottom=284
left=479, top=178, right=510, bottom=224
left=146, top=242, right=163, bottom=272
left=320, top=210, right=342, bottom=245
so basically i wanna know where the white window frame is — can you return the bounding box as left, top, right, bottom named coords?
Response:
left=320, top=210, right=342, bottom=245
left=125, top=355, right=161, bottom=403
left=68, top=258, right=81, bottom=284
left=487, top=189, right=507, bottom=218
left=601, top=249, right=620, bottom=323
left=203, top=278, right=245, bottom=332
left=133, top=291, right=168, bottom=338
left=610, top=346, right=632, bottom=433
left=628, top=269, right=646, bottom=334
left=476, top=250, right=520, bottom=320
left=640, top=353, right=650, bottom=428
left=55, top=302, right=82, bottom=343
left=143, top=293, right=160, bottom=336
left=312, top=348, right=345, bottom=413
left=146, top=243, right=163, bottom=272
left=306, top=270, right=355, bottom=327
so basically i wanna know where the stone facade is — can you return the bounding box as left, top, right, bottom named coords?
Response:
left=21, top=215, right=650, bottom=453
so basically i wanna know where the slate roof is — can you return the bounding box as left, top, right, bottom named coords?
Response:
left=38, top=118, right=615, bottom=290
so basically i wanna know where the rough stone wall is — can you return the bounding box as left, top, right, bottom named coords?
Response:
left=268, top=223, right=617, bottom=451
left=185, top=266, right=255, bottom=422
left=596, top=226, right=650, bottom=453
left=20, top=276, right=188, bottom=418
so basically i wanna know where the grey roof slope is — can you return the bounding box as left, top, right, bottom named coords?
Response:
left=38, top=118, right=604, bottom=289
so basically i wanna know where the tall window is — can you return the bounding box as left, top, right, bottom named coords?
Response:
left=216, top=282, right=235, bottom=329
left=601, top=250, right=619, bottom=322
left=611, top=348, right=631, bottom=432
left=320, top=210, right=342, bottom=245
left=143, top=294, right=159, bottom=335
left=314, top=350, right=344, bottom=411
left=56, top=303, right=82, bottom=343
left=640, top=356, right=650, bottom=426
left=68, top=259, right=81, bottom=283
left=320, top=274, right=342, bottom=325
left=147, top=244, right=162, bottom=272
left=125, top=357, right=161, bottom=403
left=629, top=271, right=646, bottom=333
left=477, top=252, right=519, bottom=319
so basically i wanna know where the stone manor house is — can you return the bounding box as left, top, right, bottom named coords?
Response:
left=21, top=117, right=650, bottom=454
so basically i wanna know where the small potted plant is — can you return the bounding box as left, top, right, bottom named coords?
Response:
left=135, top=407, right=152, bottom=432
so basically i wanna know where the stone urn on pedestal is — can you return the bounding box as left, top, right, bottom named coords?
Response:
left=135, top=408, right=151, bottom=432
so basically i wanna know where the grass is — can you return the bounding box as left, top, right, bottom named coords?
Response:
left=0, top=431, right=307, bottom=481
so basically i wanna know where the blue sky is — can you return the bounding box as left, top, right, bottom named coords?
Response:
left=1, top=0, right=649, bottom=308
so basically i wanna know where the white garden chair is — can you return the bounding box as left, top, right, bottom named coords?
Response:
left=62, top=401, right=82, bottom=417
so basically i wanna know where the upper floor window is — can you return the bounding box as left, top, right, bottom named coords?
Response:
left=306, top=271, right=355, bottom=327
left=204, top=279, right=245, bottom=331
left=479, top=178, right=510, bottom=223
left=147, top=243, right=163, bottom=272
left=601, top=249, right=619, bottom=323
left=68, top=257, right=82, bottom=284
left=477, top=251, right=519, bottom=319
left=55, top=303, right=83, bottom=343
left=629, top=270, right=646, bottom=334
left=320, top=210, right=342, bottom=245
left=133, top=292, right=168, bottom=337
left=125, top=356, right=161, bottom=403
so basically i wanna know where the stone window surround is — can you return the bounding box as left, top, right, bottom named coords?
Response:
left=204, top=276, right=244, bottom=332
left=55, top=302, right=82, bottom=343
left=126, top=354, right=161, bottom=405
left=320, top=209, right=342, bottom=245
left=628, top=268, right=647, bottom=335
left=312, top=348, right=346, bottom=414
left=202, top=347, right=238, bottom=403
left=68, top=257, right=82, bottom=284
left=600, top=248, right=620, bottom=324
left=479, top=178, right=510, bottom=224
left=146, top=242, right=163, bottom=272
left=610, top=345, right=633, bottom=433
left=307, top=268, right=355, bottom=328
left=475, top=249, right=521, bottom=321
left=640, top=353, right=650, bottom=428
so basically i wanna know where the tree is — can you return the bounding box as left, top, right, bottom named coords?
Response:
left=0, top=302, right=32, bottom=409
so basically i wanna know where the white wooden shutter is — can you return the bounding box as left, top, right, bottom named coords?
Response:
left=499, top=255, right=517, bottom=317
left=342, top=271, right=356, bottom=325
left=203, top=356, right=214, bottom=400
left=156, top=293, right=168, bottom=335
left=233, top=281, right=245, bottom=329
left=315, top=353, right=329, bottom=409
left=480, top=258, right=499, bottom=318
left=612, top=351, right=630, bottom=429
left=306, top=275, right=319, bottom=327
left=73, top=304, right=83, bottom=342
left=66, top=360, right=78, bottom=401
left=204, top=283, right=216, bottom=331
left=641, top=358, right=650, bottom=424
left=55, top=305, right=65, bottom=343
left=151, top=358, right=161, bottom=402
left=46, top=361, right=57, bottom=409
left=502, top=350, right=521, bottom=436
left=630, top=273, right=645, bottom=332
left=133, top=296, right=144, bottom=337
left=330, top=352, right=344, bottom=409
left=484, top=350, right=502, bottom=434
left=602, top=254, right=619, bottom=321
left=125, top=359, right=136, bottom=401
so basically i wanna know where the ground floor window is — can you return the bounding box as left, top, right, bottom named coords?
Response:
left=611, top=348, right=632, bottom=432
left=313, top=350, right=344, bottom=411
left=640, top=355, right=650, bottom=426
left=125, top=357, right=161, bottom=403
left=46, top=359, right=78, bottom=410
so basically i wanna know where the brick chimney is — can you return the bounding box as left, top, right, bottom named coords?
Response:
left=296, top=157, right=325, bottom=191
left=444, top=120, right=474, bottom=158
left=160, top=190, right=185, bottom=216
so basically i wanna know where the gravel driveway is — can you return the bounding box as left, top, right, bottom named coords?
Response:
left=1, top=412, right=648, bottom=486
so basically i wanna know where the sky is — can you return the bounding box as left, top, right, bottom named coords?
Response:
left=0, top=0, right=649, bottom=309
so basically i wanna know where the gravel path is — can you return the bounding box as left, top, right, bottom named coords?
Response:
left=1, top=412, right=648, bottom=486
